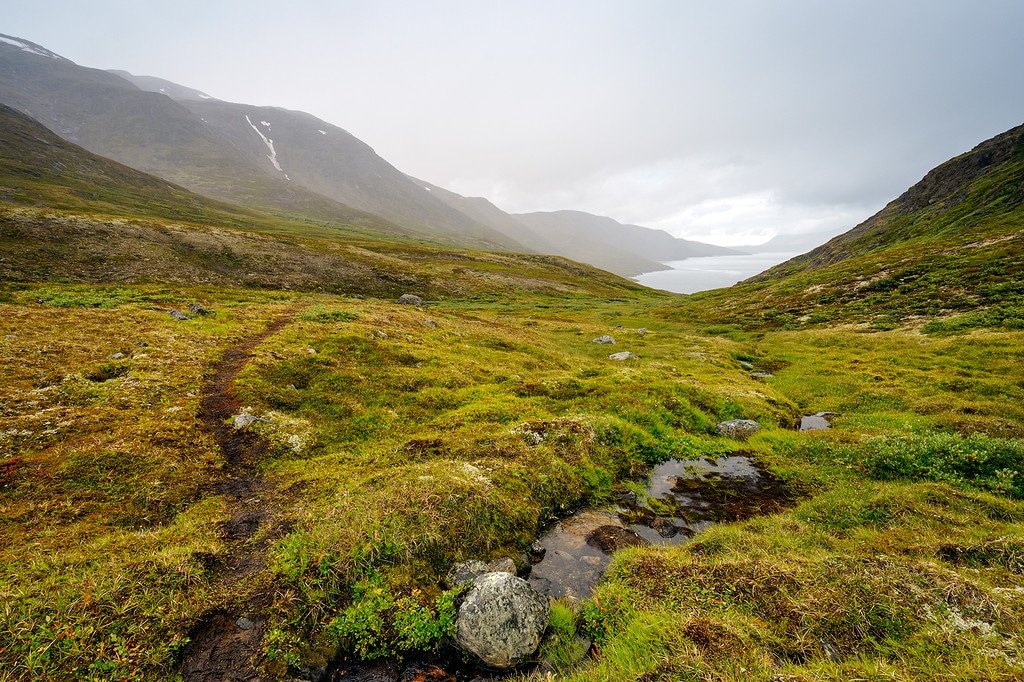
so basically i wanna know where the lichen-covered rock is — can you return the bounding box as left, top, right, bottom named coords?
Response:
left=445, top=558, right=516, bottom=588
left=591, top=335, right=615, bottom=344
left=716, top=419, right=761, bottom=440
left=608, top=351, right=637, bottom=361
left=397, top=294, right=424, bottom=306
left=169, top=310, right=190, bottom=321
left=456, top=572, right=549, bottom=668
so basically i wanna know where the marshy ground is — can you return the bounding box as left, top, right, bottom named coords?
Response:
left=1, top=282, right=1022, bottom=681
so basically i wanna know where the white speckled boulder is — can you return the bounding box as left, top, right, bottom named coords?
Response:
left=455, top=572, right=549, bottom=668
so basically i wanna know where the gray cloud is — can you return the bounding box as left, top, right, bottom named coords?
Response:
left=5, top=0, right=1024, bottom=245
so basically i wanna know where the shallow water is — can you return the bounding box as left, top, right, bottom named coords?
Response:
left=528, top=454, right=794, bottom=598
left=800, top=412, right=834, bottom=431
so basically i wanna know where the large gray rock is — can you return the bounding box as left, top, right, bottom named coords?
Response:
left=591, top=335, right=616, bottom=345
left=456, top=572, right=549, bottom=669
left=716, top=419, right=761, bottom=440
left=445, top=558, right=516, bottom=588
left=397, top=294, right=424, bottom=306
left=609, top=351, right=637, bottom=361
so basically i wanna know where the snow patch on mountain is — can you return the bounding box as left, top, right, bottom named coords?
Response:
left=318, top=129, right=327, bottom=135
left=244, top=114, right=286, bottom=176
left=0, top=34, right=63, bottom=60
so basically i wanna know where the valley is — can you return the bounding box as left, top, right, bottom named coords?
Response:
left=0, top=24, right=1023, bottom=682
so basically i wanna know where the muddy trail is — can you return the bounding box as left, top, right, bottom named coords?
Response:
left=180, top=308, right=301, bottom=682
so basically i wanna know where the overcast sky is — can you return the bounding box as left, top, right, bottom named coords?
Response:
left=5, top=1, right=1024, bottom=245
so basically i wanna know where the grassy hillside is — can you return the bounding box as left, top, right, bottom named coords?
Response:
left=658, top=124, right=1024, bottom=335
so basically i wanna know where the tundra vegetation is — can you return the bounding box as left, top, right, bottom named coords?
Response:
left=1, top=109, right=1023, bottom=680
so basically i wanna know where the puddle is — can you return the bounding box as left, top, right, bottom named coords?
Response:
left=527, top=510, right=630, bottom=599
left=528, top=454, right=794, bottom=599
left=800, top=412, right=835, bottom=431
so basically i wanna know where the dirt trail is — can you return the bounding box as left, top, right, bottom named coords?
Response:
left=180, top=308, right=301, bottom=682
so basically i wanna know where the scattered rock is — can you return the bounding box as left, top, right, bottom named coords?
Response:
left=455, top=572, right=549, bottom=669
left=371, top=330, right=389, bottom=339
left=749, top=371, right=774, bottom=379
left=188, top=303, right=213, bottom=316
left=591, top=335, right=616, bottom=345
left=235, top=617, right=254, bottom=631
left=135, top=341, right=149, bottom=348
left=398, top=294, right=424, bottom=306
left=738, top=360, right=754, bottom=370
left=306, top=347, right=317, bottom=355
left=528, top=541, right=546, bottom=564
left=637, top=328, right=648, bottom=336
left=169, top=310, right=190, bottom=321
left=423, top=319, right=439, bottom=328
left=585, top=525, right=648, bottom=552
left=446, top=558, right=516, bottom=588
left=609, top=351, right=637, bottom=361
left=107, top=352, right=125, bottom=360
left=716, top=419, right=761, bottom=440
left=233, top=413, right=259, bottom=430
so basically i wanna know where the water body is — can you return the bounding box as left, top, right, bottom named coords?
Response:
left=634, top=252, right=801, bottom=294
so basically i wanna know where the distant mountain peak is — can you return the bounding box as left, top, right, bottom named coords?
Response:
left=107, top=69, right=218, bottom=101
left=0, top=34, right=68, bottom=61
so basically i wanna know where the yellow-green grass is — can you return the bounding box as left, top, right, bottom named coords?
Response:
left=1, top=282, right=1023, bottom=680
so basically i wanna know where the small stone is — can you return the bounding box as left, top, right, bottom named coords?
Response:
left=423, top=319, right=439, bottom=328
left=306, top=347, right=317, bottom=355
left=749, top=371, right=774, bottom=379
left=609, top=351, right=637, bottom=361
left=529, top=541, right=547, bottom=564
left=135, top=341, right=149, bottom=347
left=591, top=335, right=616, bottom=345
left=188, top=303, right=213, bottom=316
left=169, top=310, right=190, bottom=321
left=107, top=352, right=125, bottom=360
left=739, top=360, right=754, bottom=370
left=371, top=330, right=388, bottom=339
left=233, top=413, right=258, bottom=430
left=716, top=419, right=761, bottom=440
left=637, top=328, right=648, bottom=336
left=397, top=294, right=424, bottom=306
left=235, top=617, right=254, bottom=631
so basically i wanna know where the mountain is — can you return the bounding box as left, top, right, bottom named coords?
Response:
left=510, top=210, right=740, bottom=276
left=734, top=229, right=841, bottom=254
left=751, top=123, right=1024, bottom=282
left=0, top=103, right=645, bottom=299
left=678, top=122, right=1024, bottom=330
left=0, top=37, right=519, bottom=250
left=107, top=69, right=217, bottom=102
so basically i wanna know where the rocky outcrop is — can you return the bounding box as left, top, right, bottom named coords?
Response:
left=455, top=572, right=549, bottom=669
left=397, top=294, right=424, bottom=306
left=716, top=419, right=761, bottom=440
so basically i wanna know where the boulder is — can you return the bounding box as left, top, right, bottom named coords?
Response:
left=609, top=351, right=637, bottom=361
left=397, top=294, right=424, bottom=306
left=233, top=413, right=258, bottom=430
left=716, top=419, right=761, bottom=440
left=169, top=310, right=190, bottom=321
left=456, top=572, right=549, bottom=669
left=445, top=557, right=516, bottom=588
left=591, top=335, right=616, bottom=345
left=188, top=303, right=213, bottom=316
